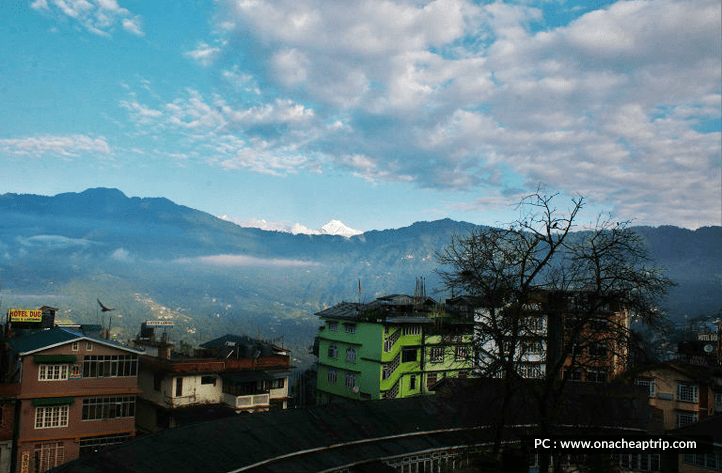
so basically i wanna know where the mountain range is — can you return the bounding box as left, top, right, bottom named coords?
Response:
left=1, top=188, right=720, bottom=367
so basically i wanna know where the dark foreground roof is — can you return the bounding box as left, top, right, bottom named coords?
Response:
left=52, top=379, right=651, bottom=473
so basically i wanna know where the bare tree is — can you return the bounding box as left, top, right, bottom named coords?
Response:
left=436, top=189, right=675, bottom=468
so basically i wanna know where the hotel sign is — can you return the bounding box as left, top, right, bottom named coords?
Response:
left=9, top=309, right=43, bottom=323
left=146, top=320, right=174, bottom=327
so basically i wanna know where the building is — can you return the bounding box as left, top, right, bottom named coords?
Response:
left=4, top=327, right=142, bottom=472
left=136, top=333, right=291, bottom=434
left=314, top=294, right=475, bottom=403
left=0, top=382, right=21, bottom=473
left=473, top=291, right=631, bottom=382
left=672, top=414, right=722, bottom=472
left=629, top=361, right=722, bottom=430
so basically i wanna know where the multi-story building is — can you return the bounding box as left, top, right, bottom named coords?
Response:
left=136, top=334, right=291, bottom=434
left=314, top=294, right=475, bottom=403
left=0, top=382, right=20, bottom=473
left=5, top=327, right=142, bottom=472
left=474, top=291, right=631, bottom=382
left=629, top=361, right=722, bottom=430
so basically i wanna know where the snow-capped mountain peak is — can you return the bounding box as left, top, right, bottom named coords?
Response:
left=220, top=216, right=363, bottom=237
left=319, top=219, right=363, bottom=237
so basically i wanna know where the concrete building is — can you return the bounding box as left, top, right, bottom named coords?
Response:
left=136, top=334, right=291, bottom=434
left=314, top=294, right=475, bottom=403
left=473, top=291, right=631, bottom=382
left=4, top=327, right=142, bottom=472
left=629, top=361, right=722, bottom=430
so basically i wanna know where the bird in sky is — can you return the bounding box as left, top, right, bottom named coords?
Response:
left=97, top=299, right=115, bottom=312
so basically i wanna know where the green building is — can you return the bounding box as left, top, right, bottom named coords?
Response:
left=314, top=294, right=475, bottom=403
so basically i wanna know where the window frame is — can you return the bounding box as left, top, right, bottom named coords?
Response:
left=327, top=368, right=337, bottom=384
left=35, top=405, right=69, bottom=429
left=345, top=347, right=356, bottom=363
left=38, top=364, right=69, bottom=381
left=429, top=346, right=444, bottom=363
left=677, top=382, right=699, bottom=403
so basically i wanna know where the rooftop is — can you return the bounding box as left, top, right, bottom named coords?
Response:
left=8, top=327, right=143, bottom=356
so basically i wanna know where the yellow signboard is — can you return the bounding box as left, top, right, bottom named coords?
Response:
left=9, top=309, right=43, bottom=323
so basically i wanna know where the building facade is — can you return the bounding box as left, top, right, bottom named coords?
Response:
left=136, top=334, right=290, bottom=434
left=473, top=291, right=631, bottom=383
left=315, top=294, right=475, bottom=403
left=5, top=327, right=142, bottom=473
left=630, top=362, right=722, bottom=431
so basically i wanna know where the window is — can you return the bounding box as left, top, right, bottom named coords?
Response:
left=409, top=375, right=417, bottom=390
left=35, top=405, right=69, bottom=429
left=635, top=378, right=656, bottom=397
left=426, top=373, right=438, bottom=389
left=79, top=433, right=132, bottom=457
left=715, top=392, right=722, bottom=412
left=153, top=373, right=162, bottom=391
left=82, top=355, right=138, bottom=378
left=175, top=377, right=183, bottom=397
left=402, top=347, right=417, bottom=363
left=455, top=346, right=469, bottom=361
left=344, top=324, right=356, bottom=334
left=327, top=343, right=338, bottom=358
left=33, top=442, right=65, bottom=472
left=327, top=368, right=337, bottom=384
left=71, top=342, right=79, bottom=352
left=521, top=340, right=544, bottom=355
left=345, top=372, right=356, bottom=389
left=589, top=342, right=607, bottom=357
left=346, top=347, right=356, bottom=363
left=402, top=325, right=421, bottom=336
left=676, top=411, right=698, bottom=428
left=270, top=378, right=285, bottom=389
left=69, top=364, right=81, bottom=378
left=38, top=364, right=69, bottom=381
left=82, top=396, right=136, bottom=420
left=430, top=347, right=444, bottom=363
left=587, top=368, right=607, bottom=383
left=684, top=452, right=722, bottom=470
left=86, top=342, right=93, bottom=351
left=564, top=367, right=582, bottom=380
left=519, top=363, right=543, bottom=379
left=677, top=382, right=699, bottom=403
left=327, top=321, right=338, bottom=332
left=201, top=376, right=216, bottom=385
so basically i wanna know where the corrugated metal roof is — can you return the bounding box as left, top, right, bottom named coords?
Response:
left=52, top=379, right=651, bottom=473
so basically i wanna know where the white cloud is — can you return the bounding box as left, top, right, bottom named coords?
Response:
left=174, top=254, right=321, bottom=268
left=31, top=0, right=144, bottom=36
left=0, top=134, right=111, bottom=158
left=185, top=42, right=223, bottom=66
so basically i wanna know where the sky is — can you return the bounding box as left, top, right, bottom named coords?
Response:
left=0, top=0, right=720, bottom=233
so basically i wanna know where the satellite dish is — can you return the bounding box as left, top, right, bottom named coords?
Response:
left=704, top=344, right=714, bottom=353
left=352, top=386, right=360, bottom=394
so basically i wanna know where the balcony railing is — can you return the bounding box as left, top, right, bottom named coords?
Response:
left=384, top=329, right=401, bottom=353
left=222, top=393, right=270, bottom=409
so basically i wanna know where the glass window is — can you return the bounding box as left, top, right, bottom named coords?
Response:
left=346, top=347, right=356, bottom=363
left=676, top=411, right=698, bottom=427
left=635, top=378, right=656, bottom=397
left=82, top=396, right=136, bottom=420
left=345, top=372, right=356, bottom=389
left=201, top=376, right=216, bottom=385
left=345, top=324, right=356, bottom=334
left=35, top=406, right=69, bottom=429
left=677, top=383, right=699, bottom=403
left=409, top=375, right=417, bottom=390
left=455, top=346, right=469, bottom=361
left=327, top=321, right=338, bottom=332
left=402, top=325, right=421, bottom=336
left=38, top=364, right=69, bottom=381
left=327, top=344, right=338, bottom=358
left=327, top=368, right=337, bottom=384
left=430, top=347, right=444, bottom=363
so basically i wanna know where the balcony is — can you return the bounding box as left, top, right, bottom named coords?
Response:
left=222, top=392, right=270, bottom=410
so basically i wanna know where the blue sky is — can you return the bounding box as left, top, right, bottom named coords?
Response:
left=1, top=0, right=719, bottom=232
